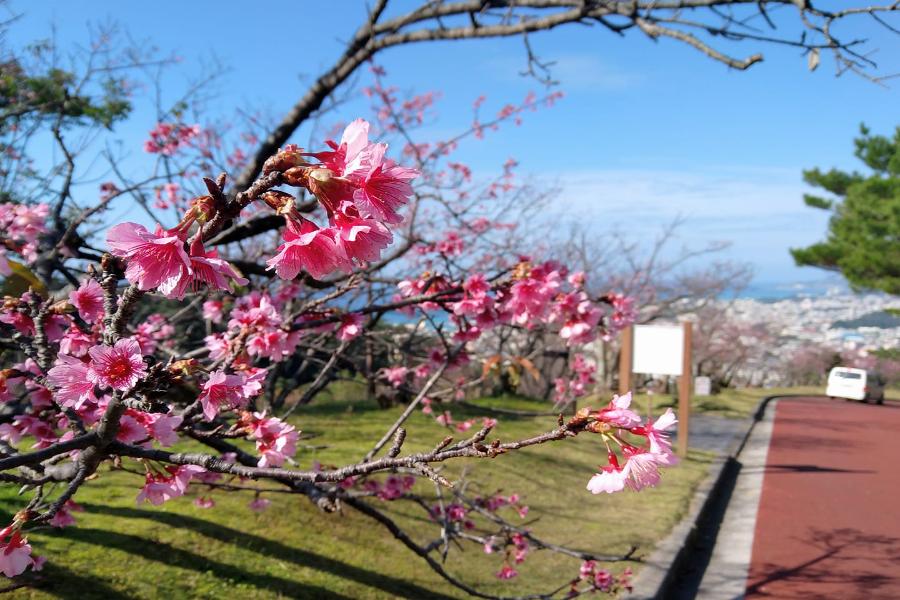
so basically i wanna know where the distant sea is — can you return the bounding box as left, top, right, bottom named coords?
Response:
left=739, top=277, right=851, bottom=301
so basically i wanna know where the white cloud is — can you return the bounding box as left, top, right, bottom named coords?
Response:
left=545, top=166, right=824, bottom=227
left=541, top=165, right=833, bottom=282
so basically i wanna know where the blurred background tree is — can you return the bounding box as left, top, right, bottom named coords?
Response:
left=792, top=125, right=900, bottom=295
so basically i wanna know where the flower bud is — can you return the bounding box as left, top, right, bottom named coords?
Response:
left=50, top=300, right=73, bottom=315
left=190, top=195, right=217, bottom=223
left=263, top=145, right=307, bottom=175
left=260, top=191, right=296, bottom=215
left=168, top=359, right=199, bottom=376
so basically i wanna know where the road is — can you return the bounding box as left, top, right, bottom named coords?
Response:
left=677, top=413, right=750, bottom=455
left=745, top=397, right=900, bottom=599
left=693, top=396, right=900, bottom=600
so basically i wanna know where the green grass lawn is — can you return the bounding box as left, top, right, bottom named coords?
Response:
left=1, top=389, right=718, bottom=599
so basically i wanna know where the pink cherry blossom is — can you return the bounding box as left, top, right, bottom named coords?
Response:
left=594, top=569, right=615, bottom=591
left=106, top=222, right=191, bottom=293
left=87, top=338, right=147, bottom=391
left=147, top=412, right=183, bottom=447
left=337, top=313, right=365, bottom=341
left=204, top=333, right=229, bottom=361
left=171, top=465, right=207, bottom=492
left=18, top=415, right=60, bottom=448
left=248, top=497, right=271, bottom=512
left=136, top=464, right=205, bottom=506
left=202, top=300, right=224, bottom=323
left=136, top=473, right=179, bottom=506
left=143, top=122, right=200, bottom=155
left=597, top=391, right=642, bottom=428
left=193, top=497, right=215, bottom=509
left=435, top=411, right=453, bottom=427
left=68, top=279, right=105, bottom=323
left=633, top=408, right=678, bottom=465
left=49, top=500, right=83, bottom=528
left=313, top=118, right=372, bottom=175
left=455, top=419, right=475, bottom=432
left=622, top=450, right=662, bottom=491
left=198, top=371, right=249, bottom=421
left=0, top=202, right=48, bottom=272
left=349, top=144, right=419, bottom=224
left=586, top=465, right=628, bottom=494
left=333, top=206, right=393, bottom=263
left=381, top=366, right=407, bottom=387
left=580, top=560, right=597, bottom=579
left=0, top=530, right=33, bottom=577
left=115, top=414, right=149, bottom=444
left=47, top=355, right=96, bottom=409
left=266, top=219, right=349, bottom=280
left=167, top=238, right=248, bottom=299
left=58, top=326, right=94, bottom=358
left=246, top=329, right=301, bottom=363
left=496, top=565, right=518, bottom=580
left=241, top=412, right=299, bottom=468
left=240, top=368, right=267, bottom=399
left=483, top=537, right=498, bottom=554
left=0, top=424, right=22, bottom=446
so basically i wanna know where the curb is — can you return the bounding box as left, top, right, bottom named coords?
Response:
left=627, top=394, right=808, bottom=599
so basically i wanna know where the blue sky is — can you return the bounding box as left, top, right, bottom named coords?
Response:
left=7, top=1, right=900, bottom=293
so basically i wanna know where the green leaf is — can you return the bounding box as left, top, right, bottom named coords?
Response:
left=1, top=260, right=47, bottom=297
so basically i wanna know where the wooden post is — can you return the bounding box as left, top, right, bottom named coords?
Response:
left=677, top=321, right=693, bottom=457
left=618, top=325, right=633, bottom=396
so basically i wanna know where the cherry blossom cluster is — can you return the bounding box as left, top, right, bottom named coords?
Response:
left=489, top=531, right=530, bottom=579
left=143, top=121, right=202, bottom=155
left=393, top=262, right=630, bottom=374
left=554, top=353, right=597, bottom=405
left=472, top=90, right=564, bottom=140
left=602, top=293, right=638, bottom=337
left=0, top=202, right=49, bottom=275
left=364, top=64, right=438, bottom=132
left=206, top=291, right=300, bottom=363
left=197, top=369, right=265, bottom=421
left=347, top=469, right=541, bottom=581
left=441, top=263, right=618, bottom=347
left=106, top=220, right=248, bottom=300
left=261, top=118, right=419, bottom=279
left=360, top=474, right=416, bottom=501
left=0, top=523, right=42, bottom=578
left=137, top=465, right=206, bottom=505
left=569, top=561, right=633, bottom=596
left=575, top=393, right=678, bottom=495
left=109, top=118, right=419, bottom=305
left=153, top=182, right=182, bottom=210
left=236, top=411, right=300, bottom=468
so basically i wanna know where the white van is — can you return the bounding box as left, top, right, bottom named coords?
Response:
left=826, top=367, right=885, bottom=404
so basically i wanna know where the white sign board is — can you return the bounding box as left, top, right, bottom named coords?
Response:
left=633, top=324, right=684, bottom=376
left=694, top=376, right=712, bottom=396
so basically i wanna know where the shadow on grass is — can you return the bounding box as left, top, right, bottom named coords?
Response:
left=78, top=504, right=457, bottom=600
left=17, top=561, right=131, bottom=600
left=46, top=526, right=351, bottom=599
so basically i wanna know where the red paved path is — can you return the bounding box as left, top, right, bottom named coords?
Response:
left=747, top=397, right=900, bottom=599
